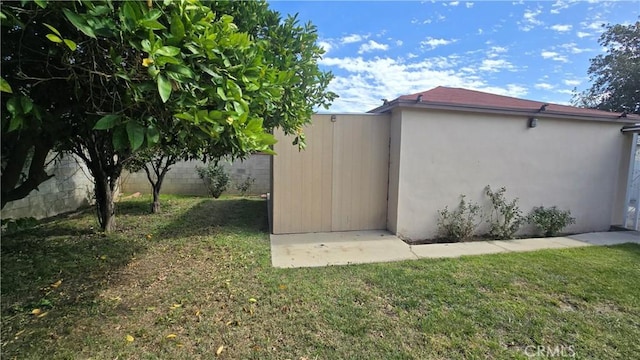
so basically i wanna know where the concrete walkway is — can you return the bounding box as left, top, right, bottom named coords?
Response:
left=270, top=230, right=640, bottom=268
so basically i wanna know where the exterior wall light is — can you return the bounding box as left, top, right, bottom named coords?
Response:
left=528, top=117, right=538, bottom=128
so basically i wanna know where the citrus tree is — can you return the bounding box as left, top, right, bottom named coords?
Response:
left=1, top=0, right=315, bottom=231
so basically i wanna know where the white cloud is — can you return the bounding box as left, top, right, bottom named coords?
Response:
left=479, top=59, right=516, bottom=72
left=487, top=46, right=508, bottom=58
left=317, top=41, right=333, bottom=54
left=535, top=83, right=554, bottom=90
left=449, top=1, right=460, bottom=6
left=541, top=51, right=569, bottom=62
left=563, top=79, right=581, bottom=86
left=550, top=0, right=571, bottom=14
left=317, top=56, right=527, bottom=112
left=520, top=8, right=543, bottom=31
left=466, top=2, right=474, bottom=8
left=396, top=40, right=404, bottom=46
left=358, top=40, right=389, bottom=54
left=407, top=53, right=419, bottom=59
left=477, top=28, right=484, bottom=35
left=558, top=42, right=592, bottom=54
left=341, top=34, right=367, bottom=44
left=550, top=24, right=572, bottom=32
left=420, top=37, right=457, bottom=50
left=576, top=31, right=591, bottom=38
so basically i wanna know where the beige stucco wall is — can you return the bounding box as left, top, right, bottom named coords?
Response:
left=1, top=154, right=94, bottom=220
left=386, top=109, right=402, bottom=233
left=120, top=154, right=271, bottom=196
left=392, top=108, right=628, bottom=240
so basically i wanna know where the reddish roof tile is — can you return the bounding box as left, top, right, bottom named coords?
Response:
left=383, top=86, right=639, bottom=121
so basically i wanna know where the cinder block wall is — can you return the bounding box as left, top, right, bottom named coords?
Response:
left=1, top=154, right=94, bottom=220
left=120, top=154, right=271, bottom=196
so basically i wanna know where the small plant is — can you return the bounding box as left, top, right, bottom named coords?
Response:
left=235, top=176, right=255, bottom=196
left=485, top=185, right=525, bottom=240
left=196, top=163, right=230, bottom=199
left=1, top=217, right=38, bottom=235
left=529, top=206, right=576, bottom=237
left=437, top=195, right=481, bottom=242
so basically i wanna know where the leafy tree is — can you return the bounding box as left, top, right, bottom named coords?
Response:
left=1, top=0, right=294, bottom=232
left=126, top=0, right=336, bottom=213
left=574, top=21, right=640, bottom=114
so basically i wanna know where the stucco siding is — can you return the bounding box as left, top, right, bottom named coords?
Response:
left=395, top=108, right=625, bottom=240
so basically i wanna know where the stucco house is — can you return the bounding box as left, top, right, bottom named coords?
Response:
left=271, top=86, right=640, bottom=241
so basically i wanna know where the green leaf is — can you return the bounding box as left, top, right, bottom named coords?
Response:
left=6, top=97, right=19, bottom=115
left=0, top=78, right=12, bottom=93
left=157, top=74, right=171, bottom=103
left=46, top=34, right=63, bottom=43
left=63, top=39, right=77, bottom=51
left=216, top=87, right=227, bottom=101
left=170, top=14, right=185, bottom=42
left=112, top=126, right=127, bottom=150
left=139, top=19, right=166, bottom=30
left=144, top=9, right=162, bottom=21
left=20, top=97, right=33, bottom=114
left=146, top=126, right=160, bottom=145
left=93, top=114, right=120, bottom=130
left=155, top=46, right=180, bottom=57
left=43, top=23, right=61, bottom=36
left=62, top=8, right=96, bottom=39
left=34, top=0, right=47, bottom=9
left=8, top=115, right=23, bottom=132
left=126, top=121, right=145, bottom=150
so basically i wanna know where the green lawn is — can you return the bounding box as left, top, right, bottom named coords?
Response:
left=2, top=195, right=639, bottom=359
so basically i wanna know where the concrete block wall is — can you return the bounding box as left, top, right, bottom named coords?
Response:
left=120, top=154, right=271, bottom=196
left=1, top=154, right=94, bottom=220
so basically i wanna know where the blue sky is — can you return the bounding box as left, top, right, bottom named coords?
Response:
left=268, top=1, right=640, bottom=112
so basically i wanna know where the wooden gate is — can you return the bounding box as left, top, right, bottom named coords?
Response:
left=272, top=114, right=390, bottom=234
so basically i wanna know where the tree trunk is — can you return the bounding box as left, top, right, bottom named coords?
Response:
left=94, top=175, right=116, bottom=233
left=151, top=185, right=161, bottom=213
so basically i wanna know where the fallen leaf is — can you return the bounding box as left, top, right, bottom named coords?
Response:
left=100, top=255, right=107, bottom=260
left=195, top=310, right=201, bottom=316
left=146, top=234, right=153, bottom=240
left=126, top=334, right=135, bottom=342
left=176, top=342, right=184, bottom=347
left=216, top=345, right=224, bottom=355
left=171, top=303, right=182, bottom=309
left=278, top=284, right=287, bottom=290
left=166, top=334, right=177, bottom=339
left=14, top=330, right=25, bottom=338
left=248, top=298, right=257, bottom=303
left=50, top=279, right=63, bottom=289
left=37, top=311, right=49, bottom=318
left=31, top=308, right=42, bottom=315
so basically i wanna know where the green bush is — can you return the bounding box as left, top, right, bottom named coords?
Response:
left=485, top=185, right=525, bottom=240
left=437, top=195, right=481, bottom=242
left=235, top=176, right=255, bottom=196
left=196, top=163, right=230, bottom=199
left=528, top=206, right=576, bottom=237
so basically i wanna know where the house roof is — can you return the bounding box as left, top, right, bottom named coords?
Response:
left=369, top=86, right=640, bottom=123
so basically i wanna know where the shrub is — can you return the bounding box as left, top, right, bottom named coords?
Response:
left=235, top=176, right=255, bottom=196
left=196, top=163, right=230, bottom=199
left=485, top=185, right=525, bottom=240
left=437, top=195, right=481, bottom=242
left=528, top=206, right=576, bottom=237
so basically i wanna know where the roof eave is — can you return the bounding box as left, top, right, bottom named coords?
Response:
left=375, top=99, right=639, bottom=124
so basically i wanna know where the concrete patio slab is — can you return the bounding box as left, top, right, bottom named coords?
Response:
left=409, top=241, right=508, bottom=258
left=490, top=237, right=585, bottom=252
left=270, top=230, right=416, bottom=268
left=568, top=231, right=640, bottom=245
left=270, top=230, right=640, bottom=268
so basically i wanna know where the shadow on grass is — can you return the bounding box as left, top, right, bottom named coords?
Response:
left=154, top=198, right=269, bottom=239
left=0, top=196, right=269, bottom=357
